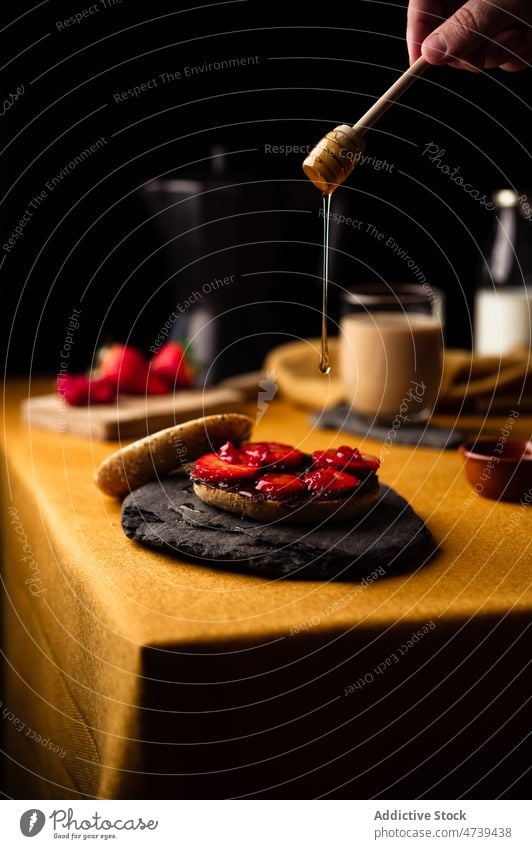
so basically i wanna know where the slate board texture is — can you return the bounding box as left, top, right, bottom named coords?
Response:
left=311, top=405, right=465, bottom=450
left=121, top=477, right=436, bottom=580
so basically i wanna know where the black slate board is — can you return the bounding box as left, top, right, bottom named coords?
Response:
left=121, top=477, right=436, bottom=580
left=311, top=405, right=465, bottom=450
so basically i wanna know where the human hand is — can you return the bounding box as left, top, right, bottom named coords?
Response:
left=407, top=0, right=532, bottom=71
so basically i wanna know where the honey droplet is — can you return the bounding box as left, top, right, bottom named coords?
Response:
left=320, top=193, right=332, bottom=376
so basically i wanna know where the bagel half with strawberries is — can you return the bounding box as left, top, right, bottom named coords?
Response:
left=96, top=411, right=381, bottom=524
left=191, top=440, right=381, bottom=524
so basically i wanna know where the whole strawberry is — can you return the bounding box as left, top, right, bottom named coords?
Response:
left=150, top=342, right=194, bottom=388
left=145, top=373, right=170, bottom=395
left=97, top=344, right=149, bottom=394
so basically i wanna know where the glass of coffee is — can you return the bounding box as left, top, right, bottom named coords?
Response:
left=339, top=284, right=444, bottom=425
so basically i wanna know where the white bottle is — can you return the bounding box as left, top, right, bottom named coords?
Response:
left=474, top=189, right=532, bottom=355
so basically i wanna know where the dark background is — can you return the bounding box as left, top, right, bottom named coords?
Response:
left=2, top=0, right=531, bottom=378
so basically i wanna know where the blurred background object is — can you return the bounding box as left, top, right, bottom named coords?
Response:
left=339, top=283, right=443, bottom=424
left=140, top=157, right=323, bottom=383
left=475, top=189, right=532, bottom=355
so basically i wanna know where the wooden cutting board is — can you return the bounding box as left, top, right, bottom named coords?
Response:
left=21, top=387, right=249, bottom=441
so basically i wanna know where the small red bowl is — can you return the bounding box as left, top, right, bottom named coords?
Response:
left=460, top=438, right=532, bottom=502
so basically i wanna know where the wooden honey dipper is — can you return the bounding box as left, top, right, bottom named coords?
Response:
left=302, top=57, right=428, bottom=194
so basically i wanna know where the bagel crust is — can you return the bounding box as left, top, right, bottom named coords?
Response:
left=96, top=413, right=253, bottom=498
left=193, top=476, right=380, bottom=524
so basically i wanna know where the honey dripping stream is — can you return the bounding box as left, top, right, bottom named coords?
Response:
left=320, top=193, right=332, bottom=374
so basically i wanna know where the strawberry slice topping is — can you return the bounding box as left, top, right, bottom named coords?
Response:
left=193, top=453, right=259, bottom=483
left=242, top=441, right=305, bottom=470
left=303, top=468, right=360, bottom=498
left=255, top=473, right=306, bottom=500
left=218, top=441, right=260, bottom=466
left=192, top=442, right=378, bottom=496
left=312, top=445, right=380, bottom=474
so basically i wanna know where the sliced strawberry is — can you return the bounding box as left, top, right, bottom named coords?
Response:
left=193, top=453, right=259, bottom=483
left=303, top=468, right=360, bottom=498
left=242, top=442, right=305, bottom=470
left=151, top=341, right=194, bottom=388
left=115, top=370, right=172, bottom=396
left=218, top=441, right=240, bottom=463
left=89, top=377, right=117, bottom=403
left=57, top=374, right=91, bottom=406
left=97, top=344, right=149, bottom=394
left=255, top=474, right=306, bottom=500
left=218, top=441, right=260, bottom=466
left=313, top=445, right=380, bottom=474
left=57, top=374, right=116, bottom=406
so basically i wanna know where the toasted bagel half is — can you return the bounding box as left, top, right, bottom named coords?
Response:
left=96, top=413, right=253, bottom=498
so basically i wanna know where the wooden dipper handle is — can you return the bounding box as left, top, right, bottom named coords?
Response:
left=303, top=57, right=429, bottom=194
left=353, top=56, right=429, bottom=136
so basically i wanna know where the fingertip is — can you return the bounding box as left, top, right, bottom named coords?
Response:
left=422, top=32, right=448, bottom=64
left=500, top=58, right=529, bottom=71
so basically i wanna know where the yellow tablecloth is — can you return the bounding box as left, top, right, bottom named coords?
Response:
left=1, top=382, right=531, bottom=799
